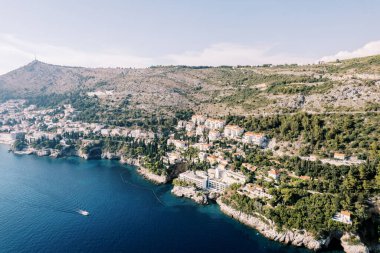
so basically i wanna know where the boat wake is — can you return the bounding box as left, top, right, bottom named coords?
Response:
left=0, top=196, right=88, bottom=216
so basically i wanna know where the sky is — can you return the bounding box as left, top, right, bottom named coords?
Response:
left=0, top=0, right=379, bottom=74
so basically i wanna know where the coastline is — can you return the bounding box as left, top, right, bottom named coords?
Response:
left=136, top=167, right=169, bottom=184
left=4, top=146, right=366, bottom=252
left=216, top=198, right=327, bottom=251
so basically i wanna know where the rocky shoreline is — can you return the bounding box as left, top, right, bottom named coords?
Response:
left=217, top=198, right=327, bottom=251
left=171, top=185, right=208, bottom=204
left=216, top=198, right=371, bottom=253
left=3, top=143, right=372, bottom=252
left=137, top=167, right=169, bottom=184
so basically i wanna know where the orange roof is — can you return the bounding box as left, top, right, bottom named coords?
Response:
left=341, top=210, right=351, bottom=217
left=268, top=169, right=279, bottom=175
left=225, top=125, right=243, bottom=130
left=244, top=132, right=265, bottom=137
left=299, top=175, right=311, bottom=180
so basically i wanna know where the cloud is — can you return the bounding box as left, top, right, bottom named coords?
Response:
left=0, top=34, right=314, bottom=74
left=165, top=43, right=312, bottom=66
left=320, top=40, right=380, bottom=62
left=0, top=34, right=154, bottom=74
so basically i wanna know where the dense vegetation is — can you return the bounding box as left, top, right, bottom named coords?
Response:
left=226, top=112, right=380, bottom=159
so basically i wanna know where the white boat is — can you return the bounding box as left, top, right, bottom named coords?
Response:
left=77, top=209, right=90, bottom=216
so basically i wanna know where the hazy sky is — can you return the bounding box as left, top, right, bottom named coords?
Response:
left=0, top=0, right=379, bottom=73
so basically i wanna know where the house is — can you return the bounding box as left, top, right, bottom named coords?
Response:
left=334, top=152, right=347, bottom=160
left=242, top=132, right=267, bottom=147
left=268, top=169, right=280, bottom=180
left=223, top=125, right=244, bottom=139
left=176, top=120, right=186, bottom=129
left=198, top=152, right=208, bottom=162
left=299, top=175, right=311, bottom=181
left=241, top=183, right=273, bottom=199
left=191, top=115, right=206, bottom=125
left=242, top=163, right=257, bottom=172
left=167, top=139, right=188, bottom=150
left=185, top=122, right=195, bottom=132
left=166, top=152, right=182, bottom=164
left=195, top=125, right=206, bottom=136
left=208, top=130, right=221, bottom=141
left=205, top=118, right=226, bottom=130
left=192, top=142, right=212, bottom=151
left=332, top=210, right=352, bottom=224
left=207, top=155, right=218, bottom=165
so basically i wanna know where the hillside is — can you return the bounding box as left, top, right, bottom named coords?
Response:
left=0, top=55, right=380, bottom=116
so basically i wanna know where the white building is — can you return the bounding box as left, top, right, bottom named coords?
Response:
left=179, top=170, right=208, bottom=189
left=195, top=125, right=206, bottom=136
left=185, top=122, right=195, bottom=132
left=166, top=152, right=182, bottom=164
left=168, top=139, right=188, bottom=150
left=268, top=169, right=280, bottom=181
left=176, top=120, right=186, bottom=129
left=191, top=142, right=212, bottom=151
left=205, top=118, right=226, bottom=130
left=208, top=130, right=221, bottom=141
left=241, top=184, right=273, bottom=199
left=191, top=115, right=206, bottom=125
left=224, top=125, right=244, bottom=139
left=332, top=210, right=352, bottom=224
left=242, top=132, right=267, bottom=147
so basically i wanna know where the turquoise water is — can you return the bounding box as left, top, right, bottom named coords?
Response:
left=0, top=144, right=328, bottom=253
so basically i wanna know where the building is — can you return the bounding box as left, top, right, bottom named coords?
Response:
left=242, top=132, right=267, bottom=147
left=195, top=125, right=206, bottom=136
left=207, top=178, right=228, bottom=191
left=198, top=152, right=208, bottom=162
left=241, top=184, right=273, bottom=199
left=268, top=169, right=280, bottom=180
left=192, top=142, right=212, bottom=151
left=179, top=170, right=208, bottom=189
left=332, top=210, right=352, bottom=224
left=185, top=122, right=195, bottom=132
left=205, top=118, right=226, bottom=130
left=167, top=139, right=188, bottom=150
left=242, top=163, right=257, bottom=172
left=223, top=125, right=244, bottom=139
left=166, top=152, right=182, bottom=164
left=299, top=175, right=311, bottom=181
left=334, top=152, right=347, bottom=160
left=207, top=155, right=218, bottom=165
left=191, top=115, right=206, bottom=125
left=176, top=120, right=186, bottom=129
left=208, top=130, right=221, bottom=141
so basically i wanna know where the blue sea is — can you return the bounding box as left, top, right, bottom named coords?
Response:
left=0, top=144, right=341, bottom=253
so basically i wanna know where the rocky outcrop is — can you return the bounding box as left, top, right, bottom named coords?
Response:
left=120, top=156, right=139, bottom=165
left=171, top=185, right=208, bottom=205
left=36, top=149, right=51, bottom=157
left=217, top=198, right=327, bottom=251
left=137, top=167, right=168, bottom=184
left=101, top=151, right=120, bottom=160
left=78, top=147, right=102, bottom=160
left=208, top=191, right=220, bottom=201
left=340, top=233, right=369, bottom=253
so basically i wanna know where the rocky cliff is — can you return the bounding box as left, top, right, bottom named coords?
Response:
left=171, top=185, right=208, bottom=205
left=217, top=198, right=327, bottom=251
left=137, top=167, right=168, bottom=184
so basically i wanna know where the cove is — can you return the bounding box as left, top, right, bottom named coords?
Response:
left=0, top=145, right=341, bottom=253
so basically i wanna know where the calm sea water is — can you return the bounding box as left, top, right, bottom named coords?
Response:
left=0, top=144, right=338, bottom=253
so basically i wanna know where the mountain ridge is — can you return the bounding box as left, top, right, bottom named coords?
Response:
left=1, top=55, right=380, bottom=116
